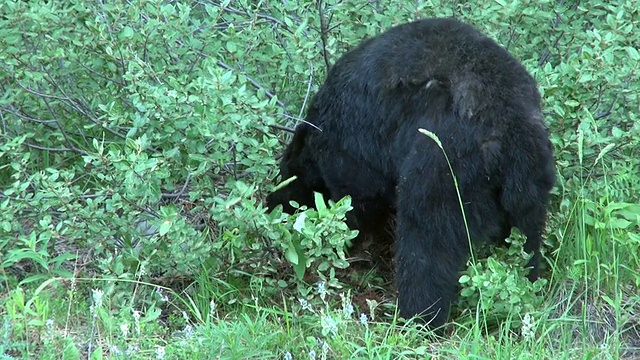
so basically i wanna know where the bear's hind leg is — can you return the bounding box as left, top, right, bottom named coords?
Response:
left=394, top=174, right=471, bottom=327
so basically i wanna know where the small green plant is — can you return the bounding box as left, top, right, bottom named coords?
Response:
left=457, top=230, right=548, bottom=328
left=270, top=192, right=358, bottom=281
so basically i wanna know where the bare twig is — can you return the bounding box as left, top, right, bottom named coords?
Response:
left=537, top=2, right=579, bottom=67
left=78, top=62, right=126, bottom=87
left=230, top=141, right=238, bottom=180
left=162, top=173, right=192, bottom=199
left=538, top=29, right=565, bottom=67
left=0, top=104, right=57, bottom=126
left=298, top=62, right=314, bottom=120
left=24, top=142, right=87, bottom=155
left=269, top=124, right=295, bottom=133
left=595, top=92, right=620, bottom=120
left=223, top=6, right=288, bottom=31
left=280, top=113, right=322, bottom=132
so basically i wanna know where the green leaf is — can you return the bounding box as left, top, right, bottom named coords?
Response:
left=293, top=213, right=307, bottom=232
left=121, top=26, right=134, bottom=38
left=285, top=242, right=299, bottom=265
left=626, top=47, right=639, bottom=60
left=90, top=347, right=104, bottom=360
left=314, top=192, right=328, bottom=216
left=290, top=240, right=307, bottom=280
left=63, top=341, right=80, bottom=360
left=158, top=220, right=172, bottom=236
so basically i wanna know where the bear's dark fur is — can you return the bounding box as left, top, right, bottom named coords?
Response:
left=267, top=17, right=556, bottom=327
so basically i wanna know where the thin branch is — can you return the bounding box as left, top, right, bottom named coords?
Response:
left=37, top=84, right=83, bottom=154
left=297, top=62, right=314, bottom=120
left=0, top=104, right=57, bottom=126
left=317, top=0, right=332, bottom=72
left=215, top=60, right=288, bottom=111
left=223, top=6, right=288, bottom=31
left=280, top=113, right=322, bottom=132
left=24, top=142, right=87, bottom=155
left=269, top=124, right=295, bottom=133
left=595, top=92, right=620, bottom=120
left=162, top=173, right=192, bottom=199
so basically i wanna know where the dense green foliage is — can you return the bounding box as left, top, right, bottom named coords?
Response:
left=1, top=0, right=639, bottom=358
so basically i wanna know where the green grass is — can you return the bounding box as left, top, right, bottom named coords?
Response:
left=2, top=191, right=639, bottom=360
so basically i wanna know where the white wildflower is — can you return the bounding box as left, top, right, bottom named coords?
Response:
left=521, top=313, right=535, bottom=340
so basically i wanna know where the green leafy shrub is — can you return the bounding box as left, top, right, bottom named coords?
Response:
left=457, top=230, right=548, bottom=328
left=269, top=193, right=358, bottom=281
left=0, top=0, right=287, bottom=282
left=0, top=0, right=639, bottom=356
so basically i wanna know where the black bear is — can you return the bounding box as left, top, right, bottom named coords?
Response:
left=267, top=17, right=556, bottom=327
